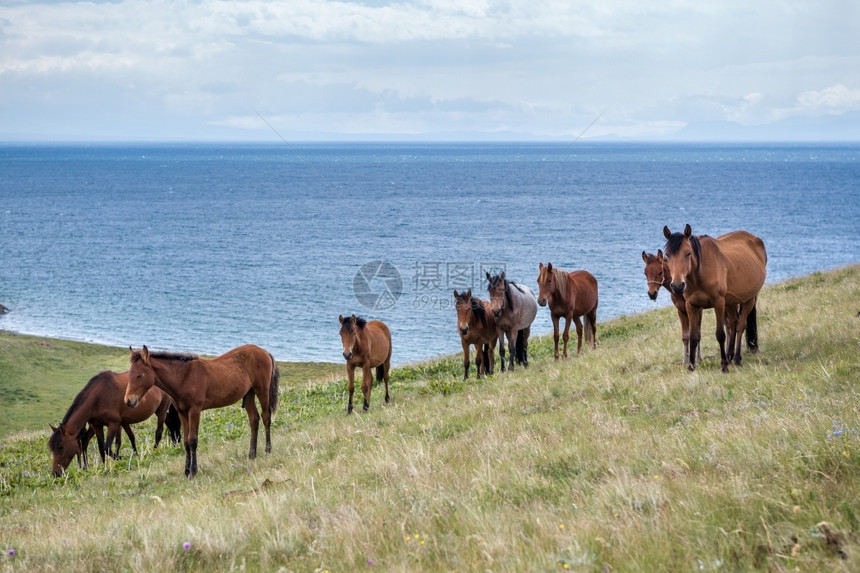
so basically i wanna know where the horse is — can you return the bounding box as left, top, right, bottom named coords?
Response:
left=641, top=250, right=701, bottom=366
left=536, top=263, right=598, bottom=359
left=454, top=290, right=498, bottom=379
left=338, top=315, right=392, bottom=414
left=48, top=370, right=179, bottom=477
left=662, top=224, right=767, bottom=372
left=125, top=345, right=280, bottom=478
left=486, top=272, right=538, bottom=371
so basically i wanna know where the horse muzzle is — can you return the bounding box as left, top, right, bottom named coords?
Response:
left=459, top=326, right=469, bottom=336
left=670, top=282, right=686, bottom=296
left=492, top=309, right=502, bottom=318
left=648, top=290, right=658, bottom=301
left=51, top=468, right=64, bottom=478
left=537, top=297, right=547, bottom=307
left=343, top=351, right=353, bottom=361
left=125, top=396, right=140, bottom=408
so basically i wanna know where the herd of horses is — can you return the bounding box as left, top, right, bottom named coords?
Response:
left=48, top=225, right=767, bottom=479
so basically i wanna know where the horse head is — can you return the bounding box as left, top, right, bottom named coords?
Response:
left=663, top=224, right=698, bottom=296
left=454, top=290, right=473, bottom=336
left=486, top=272, right=508, bottom=318
left=641, top=250, right=666, bottom=301
left=126, top=346, right=155, bottom=408
left=338, top=314, right=366, bottom=361
left=48, top=422, right=78, bottom=477
left=536, top=262, right=555, bottom=307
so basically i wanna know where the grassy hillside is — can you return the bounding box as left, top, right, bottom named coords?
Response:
left=0, top=266, right=858, bottom=572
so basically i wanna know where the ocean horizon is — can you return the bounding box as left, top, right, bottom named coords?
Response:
left=1, top=142, right=858, bottom=365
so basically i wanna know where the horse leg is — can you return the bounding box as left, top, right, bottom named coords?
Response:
left=382, top=359, right=391, bottom=404
left=733, top=299, right=756, bottom=366
left=242, top=389, right=260, bottom=459
left=488, top=337, right=496, bottom=375
left=723, top=305, right=738, bottom=364
left=123, top=422, right=138, bottom=456
left=551, top=314, right=561, bottom=360
left=521, top=327, right=530, bottom=367
left=497, top=330, right=507, bottom=372
left=154, top=400, right=169, bottom=449
left=93, top=425, right=107, bottom=463
left=713, top=299, right=729, bottom=373
left=254, top=381, right=273, bottom=455
left=507, top=329, right=516, bottom=371
left=686, top=304, right=703, bottom=372
left=562, top=316, right=572, bottom=358
left=362, top=363, right=373, bottom=412
left=587, top=308, right=598, bottom=350
left=346, top=365, right=357, bottom=414
left=105, top=422, right=123, bottom=460
left=461, top=338, right=471, bottom=380
left=573, top=316, right=584, bottom=355
left=79, top=425, right=95, bottom=469
left=184, top=409, right=200, bottom=478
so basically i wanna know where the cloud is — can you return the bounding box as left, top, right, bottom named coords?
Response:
left=796, top=84, right=860, bottom=114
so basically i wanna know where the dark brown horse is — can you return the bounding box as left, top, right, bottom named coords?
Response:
left=48, top=370, right=179, bottom=477
left=663, top=225, right=767, bottom=372
left=486, top=272, right=538, bottom=371
left=338, top=315, right=392, bottom=414
left=454, top=290, right=498, bottom=379
left=642, top=250, right=701, bottom=366
left=536, top=263, right=599, bottom=359
left=125, top=345, right=279, bottom=478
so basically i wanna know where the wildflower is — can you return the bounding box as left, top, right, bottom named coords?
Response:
left=367, top=559, right=374, bottom=566
left=7, top=549, right=14, bottom=557
left=559, top=524, right=565, bottom=530
left=183, top=542, right=191, bottom=550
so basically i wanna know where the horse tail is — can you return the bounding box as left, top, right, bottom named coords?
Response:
left=745, top=304, right=758, bottom=352
left=376, top=365, right=385, bottom=382
left=269, top=353, right=280, bottom=416
left=165, top=403, right=182, bottom=446
left=515, top=329, right=526, bottom=365
left=585, top=313, right=596, bottom=345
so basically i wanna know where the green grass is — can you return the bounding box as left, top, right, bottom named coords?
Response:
left=0, top=266, right=858, bottom=572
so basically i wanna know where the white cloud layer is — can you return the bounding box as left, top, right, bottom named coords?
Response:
left=1, top=0, right=858, bottom=140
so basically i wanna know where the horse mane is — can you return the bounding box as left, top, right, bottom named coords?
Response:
left=664, top=232, right=704, bottom=272
left=342, top=316, right=367, bottom=333
left=504, top=280, right=515, bottom=313
left=132, top=350, right=198, bottom=364
left=469, top=296, right=487, bottom=326
left=57, top=371, right=112, bottom=426
left=552, top=268, right=567, bottom=300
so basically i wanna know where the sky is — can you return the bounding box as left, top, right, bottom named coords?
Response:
left=1, top=0, right=859, bottom=142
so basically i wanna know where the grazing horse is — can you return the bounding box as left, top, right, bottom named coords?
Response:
left=662, top=224, right=767, bottom=372
left=536, top=263, right=598, bottom=359
left=338, top=315, right=392, bottom=414
left=642, top=250, right=701, bottom=366
left=125, top=345, right=280, bottom=478
left=486, top=272, right=538, bottom=371
left=48, top=370, right=178, bottom=477
left=454, top=290, right=498, bottom=379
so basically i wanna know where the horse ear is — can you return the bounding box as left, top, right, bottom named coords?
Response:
left=350, top=314, right=357, bottom=323
left=50, top=424, right=57, bottom=432
left=453, top=290, right=459, bottom=297
left=485, top=271, right=492, bottom=281
left=338, top=314, right=345, bottom=324
left=641, top=251, right=647, bottom=263
left=657, top=249, right=664, bottom=261
left=547, top=262, right=553, bottom=272
left=465, top=289, right=471, bottom=298
left=539, top=262, right=544, bottom=270
left=663, top=226, right=672, bottom=239
left=684, top=224, right=692, bottom=237
left=500, top=271, right=506, bottom=280
left=141, top=345, right=150, bottom=364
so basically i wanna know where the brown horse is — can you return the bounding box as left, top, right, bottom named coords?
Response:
left=641, top=250, right=701, bottom=366
left=454, top=290, right=498, bottom=379
left=663, top=225, right=767, bottom=372
left=48, top=370, right=178, bottom=477
left=338, top=315, right=392, bottom=414
left=125, top=345, right=280, bottom=478
left=536, top=263, right=599, bottom=359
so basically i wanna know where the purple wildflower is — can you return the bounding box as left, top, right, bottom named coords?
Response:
left=183, top=542, right=191, bottom=550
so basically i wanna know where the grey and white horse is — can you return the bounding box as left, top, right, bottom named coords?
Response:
left=486, top=272, right=538, bottom=371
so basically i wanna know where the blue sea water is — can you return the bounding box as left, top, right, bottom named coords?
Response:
left=0, top=142, right=858, bottom=365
